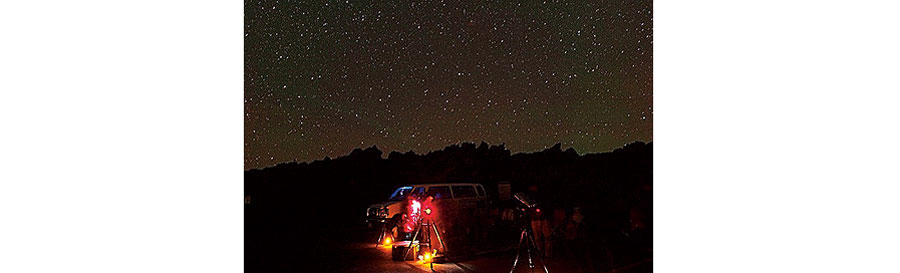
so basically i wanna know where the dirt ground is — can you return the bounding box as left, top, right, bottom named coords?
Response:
left=247, top=226, right=651, bottom=273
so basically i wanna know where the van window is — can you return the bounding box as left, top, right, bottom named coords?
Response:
left=412, top=187, right=425, bottom=197
left=426, top=186, right=452, bottom=199
left=452, top=185, right=477, bottom=198
left=475, top=185, right=485, bottom=197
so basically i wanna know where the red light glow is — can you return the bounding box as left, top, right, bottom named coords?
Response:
left=404, top=199, right=422, bottom=233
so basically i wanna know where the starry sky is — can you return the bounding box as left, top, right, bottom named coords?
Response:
left=245, top=0, right=652, bottom=170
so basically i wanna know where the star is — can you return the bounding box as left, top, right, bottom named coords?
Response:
left=245, top=0, right=653, bottom=170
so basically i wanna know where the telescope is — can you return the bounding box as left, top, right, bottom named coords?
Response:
left=508, top=192, right=550, bottom=273
left=513, top=192, right=538, bottom=209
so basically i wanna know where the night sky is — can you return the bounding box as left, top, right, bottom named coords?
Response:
left=245, top=0, right=652, bottom=170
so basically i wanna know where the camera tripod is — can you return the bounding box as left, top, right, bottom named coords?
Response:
left=509, top=224, right=550, bottom=273
left=403, top=217, right=447, bottom=271
left=374, top=220, right=395, bottom=248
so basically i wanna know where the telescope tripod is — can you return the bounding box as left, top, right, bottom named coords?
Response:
left=403, top=218, right=447, bottom=271
left=509, top=225, right=550, bottom=273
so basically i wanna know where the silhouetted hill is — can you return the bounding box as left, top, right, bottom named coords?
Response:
left=246, top=141, right=651, bottom=220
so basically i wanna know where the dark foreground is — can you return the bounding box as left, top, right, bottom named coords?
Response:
left=247, top=225, right=650, bottom=273
left=246, top=142, right=652, bottom=272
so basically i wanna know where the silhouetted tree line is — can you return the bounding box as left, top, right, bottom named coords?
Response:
left=245, top=141, right=651, bottom=272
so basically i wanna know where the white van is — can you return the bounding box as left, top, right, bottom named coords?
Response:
left=366, top=183, right=489, bottom=233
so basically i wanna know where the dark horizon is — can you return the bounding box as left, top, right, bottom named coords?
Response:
left=246, top=140, right=651, bottom=171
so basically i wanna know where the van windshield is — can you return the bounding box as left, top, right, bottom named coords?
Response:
left=426, top=186, right=452, bottom=199
left=389, top=186, right=414, bottom=201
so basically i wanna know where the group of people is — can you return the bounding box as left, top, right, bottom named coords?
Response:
left=516, top=184, right=650, bottom=272
left=524, top=184, right=589, bottom=259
